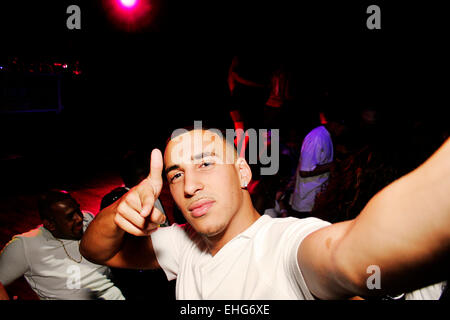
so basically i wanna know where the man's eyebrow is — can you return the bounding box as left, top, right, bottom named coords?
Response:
left=165, top=152, right=218, bottom=174
left=191, top=152, right=217, bottom=161
left=165, top=164, right=180, bottom=175
left=65, top=206, right=81, bottom=217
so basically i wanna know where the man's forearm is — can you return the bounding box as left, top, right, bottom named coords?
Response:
left=80, top=202, right=125, bottom=264
left=80, top=200, right=160, bottom=270
left=299, top=162, right=333, bottom=178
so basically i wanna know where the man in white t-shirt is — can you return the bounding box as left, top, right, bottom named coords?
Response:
left=0, top=190, right=124, bottom=300
left=289, top=125, right=333, bottom=215
left=289, top=111, right=347, bottom=217
left=80, top=127, right=450, bottom=300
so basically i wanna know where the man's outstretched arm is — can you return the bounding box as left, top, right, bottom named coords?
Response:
left=299, top=138, right=450, bottom=299
left=80, top=149, right=166, bottom=270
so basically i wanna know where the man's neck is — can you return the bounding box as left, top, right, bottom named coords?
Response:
left=204, top=203, right=261, bottom=256
left=46, top=228, right=80, bottom=241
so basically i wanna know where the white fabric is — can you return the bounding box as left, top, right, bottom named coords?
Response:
left=151, top=215, right=330, bottom=299
left=0, top=212, right=124, bottom=300
left=290, top=126, right=333, bottom=212
left=405, top=281, right=446, bottom=300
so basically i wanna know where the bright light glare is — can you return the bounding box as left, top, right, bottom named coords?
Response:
left=120, top=0, right=137, bottom=8
left=104, top=0, right=152, bottom=32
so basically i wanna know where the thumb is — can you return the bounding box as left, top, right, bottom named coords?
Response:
left=140, top=149, right=163, bottom=218
left=148, top=148, right=163, bottom=195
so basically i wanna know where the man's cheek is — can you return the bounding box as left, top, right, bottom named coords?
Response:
left=171, top=189, right=187, bottom=214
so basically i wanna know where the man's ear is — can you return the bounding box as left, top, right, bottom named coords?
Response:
left=235, top=157, right=252, bottom=188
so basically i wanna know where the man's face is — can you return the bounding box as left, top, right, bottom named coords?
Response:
left=164, top=129, right=245, bottom=238
left=47, top=199, right=84, bottom=240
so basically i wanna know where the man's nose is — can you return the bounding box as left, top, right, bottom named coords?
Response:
left=183, top=170, right=203, bottom=197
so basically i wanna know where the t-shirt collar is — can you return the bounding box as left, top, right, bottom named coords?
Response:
left=238, top=214, right=270, bottom=239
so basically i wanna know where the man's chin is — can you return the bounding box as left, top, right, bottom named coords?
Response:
left=195, top=223, right=225, bottom=239
left=185, top=212, right=225, bottom=237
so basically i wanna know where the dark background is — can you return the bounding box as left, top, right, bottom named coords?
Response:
left=1, top=2, right=447, bottom=149
left=0, top=0, right=448, bottom=301
left=0, top=0, right=448, bottom=210
left=0, top=0, right=447, bottom=214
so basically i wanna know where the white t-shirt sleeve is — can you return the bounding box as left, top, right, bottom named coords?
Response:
left=283, top=217, right=331, bottom=299
left=299, top=129, right=333, bottom=172
left=405, top=281, right=447, bottom=300
left=300, top=137, right=322, bottom=171
left=83, top=212, right=95, bottom=224
left=150, top=224, right=188, bottom=281
left=0, top=237, right=30, bottom=286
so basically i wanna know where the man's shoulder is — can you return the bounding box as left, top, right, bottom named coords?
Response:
left=262, top=215, right=329, bottom=226
left=13, top=226, right=44, bottom=240
left=306, top=126, right=330, bottom=139
left=152, top=222, right=209, bottom=255
left=246, top=216, right=331, bottom=266
left=154, top=222, right=195, bottom=239
left=166, top=223, right=202, bottom=243
left=6, top=226, right=46, bottom=252
left=256, top=216, right=331, bottom=239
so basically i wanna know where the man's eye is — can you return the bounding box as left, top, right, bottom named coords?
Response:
left=170, top=172, right=183, bottom=182
left=200, top=161, right=213, bottom=168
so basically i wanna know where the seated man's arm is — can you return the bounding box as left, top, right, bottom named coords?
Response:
left=298, top=138, right=450, bottom=299
left=80, top=149, right=166, bottom=270
left=0, top=237, right=30, bottom=298
left=299, top=162, right=333, bottom=178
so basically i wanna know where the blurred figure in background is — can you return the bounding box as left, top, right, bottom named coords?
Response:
left=288, top=108, right=347, bottom=218
left=101, top=150, right=166, bottom=215
left=227, top=54, right=271, bottom=132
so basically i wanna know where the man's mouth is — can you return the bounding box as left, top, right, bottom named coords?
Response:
left=188, top=199, right=215, bottom=218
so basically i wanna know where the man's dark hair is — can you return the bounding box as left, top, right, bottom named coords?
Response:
left=38, top=189, right=75, bottom=221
